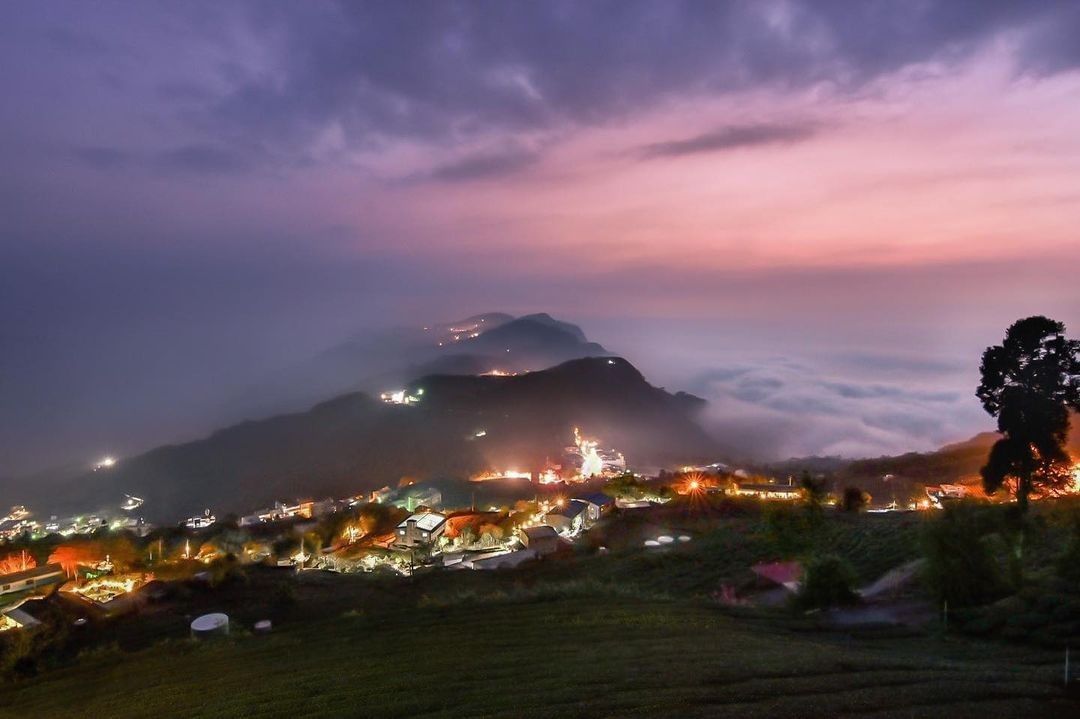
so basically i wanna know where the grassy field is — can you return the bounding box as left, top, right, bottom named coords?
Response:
left=1, top=593, right=1074, bottom=718
left=2, top=509, right=1077, bottom=718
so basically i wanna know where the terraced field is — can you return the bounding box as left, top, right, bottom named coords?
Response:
left=1, top=595, right=1073, bottom=718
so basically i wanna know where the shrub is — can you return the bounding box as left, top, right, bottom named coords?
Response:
left=796, top=554, right=859, bottom=610
left=921, top=503, right=1008, bottom=607
left=1056, top=519, right=1080, bottom=583
left=763, top=504, right=820, bottom=556
left=272, top=582, right=298, bottom=608
left=840, top=487, right=869, bottom=513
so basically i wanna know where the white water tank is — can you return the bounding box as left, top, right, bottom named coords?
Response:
left=190, top=613, right=229, bottom=638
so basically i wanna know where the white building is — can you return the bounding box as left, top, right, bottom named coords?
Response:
left=395, top=512, right=447, bottom=547
left=543, top=500, right=590, bottom=536
left=0, top=564, right=66, bottom=599
left=183, top=511, right=216, bottom=529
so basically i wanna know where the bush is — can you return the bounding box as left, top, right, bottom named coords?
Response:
left=763, top=504, right=821, bottom=556
left=796, top=554, right=859, bottom=610
left=0, top=623, right=69, bottom=680
left=1056, top=519, right=1080, bottom=583
left=840, top=487, right=869, bottom=513
left=921, top=503, right=1009, bottom=608
left=272, top=582, right=298, bottom=609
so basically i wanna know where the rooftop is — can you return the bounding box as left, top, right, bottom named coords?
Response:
left=0, top=563, right=65, bottom=585
left=547, top=500, right=588, bottom=520
left=575, top=492, right=614, bottom=507
left=737, top=483, right=801, bottom=494
left=398, top=513, right=447, bottom=532
left=521, top=525, right=559, bottom=540
left=751, top=561, right=803, bottom=590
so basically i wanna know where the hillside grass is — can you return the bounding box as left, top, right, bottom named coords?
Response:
left=4, top=507, right=1079, bottom=717
left=2, top=593, right=1075, bottom=719
left=557, top=504, right=925, bottom=596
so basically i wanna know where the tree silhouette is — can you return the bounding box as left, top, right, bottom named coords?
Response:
left=976, top=316, right=1080, bottom=511
left=799, top=471, right=828, bottom=508
left=840, top=486, right=869, bottom=513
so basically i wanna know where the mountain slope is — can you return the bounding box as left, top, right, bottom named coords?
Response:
left=802, top=419, right=1080, bottom=504
left=408, top=356, right=710, bottom=472
left=448, top=316, right=608, bottom=368
left=39, top=357, right=713, bottom=522
left=840, top=420, right=1080, bottom=485
left=222, top=312, right=605, bottom=421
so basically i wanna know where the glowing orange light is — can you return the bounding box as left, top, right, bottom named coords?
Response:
left=0, top=551, right=35, bottom=574
left=574, top=427, right=603, bottom=478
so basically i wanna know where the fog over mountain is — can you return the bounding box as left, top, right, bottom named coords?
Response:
left=16, top=357, right=713, bottom=521
left=5, top=304, right=1075, bottom=491
left=221, top=312, right=609, bottom=425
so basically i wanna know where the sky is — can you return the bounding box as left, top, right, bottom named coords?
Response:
left=2, top=0, right=1079, bottom=476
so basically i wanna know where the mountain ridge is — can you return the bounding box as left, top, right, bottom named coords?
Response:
left=220, top=312, right=607, bottom=422
left=30, top=356, right=714, bottom=522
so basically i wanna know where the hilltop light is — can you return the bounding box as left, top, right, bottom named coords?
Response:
left=381, top=389, right=421, bottom=405
left=94, top=456, right=116, bottom=470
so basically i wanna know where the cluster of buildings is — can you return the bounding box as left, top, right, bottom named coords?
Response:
left=365, top=484, right=442, bottom=512
left=170, top=485, right=447, bottom=547
left=0, top=506, right=37, bottom=541
left=1, top=506, right=153, bottom=541
left=316, top=488, right=624, bottom=575
left=389, top=491, right=616, bottom=562
left=238, top=498, right=337, bottom=527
